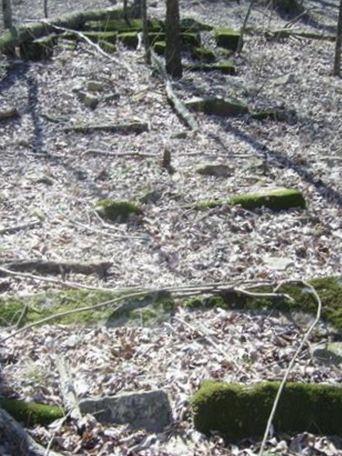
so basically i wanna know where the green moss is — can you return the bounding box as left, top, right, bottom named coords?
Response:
left=195, top=188, right=306, bottom=211
left=230, top=188, right=306, bottom=210
left=181, top=32, right=201, bottom=48
left=189, top=60, right=236, bottom=75
left=106, top=290, right=175, bottom=327
left=214, top=28, right=241, bottom=52
left=98, top=40, right=117, bottom=53
left=85, top=18, right=163, bottom=33
left=153, top=40, right=166, bottom=55
left=0, top=289, right=120, bottom=327
left=148, top=32, right=165, bottom=44
left=20, top=35, right=57, bottom=60
left=191, top=47, right=216, bottom=62
left=184, top=276, right=342, bottom=331
left=0, top=398, right=64, bottom=426
left=118, top=31, right=139, bottom=48
left=84, top=31, right=117, bottom=44
left=95, top=199, right=141, bottom=222
left=192, top=381, right=342, bottom=440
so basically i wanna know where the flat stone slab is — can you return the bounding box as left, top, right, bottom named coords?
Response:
left=79, top=390, right=172, bottom=432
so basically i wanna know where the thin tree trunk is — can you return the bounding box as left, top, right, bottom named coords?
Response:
left=165, top=0, right=182, bottom=78
left=141, top=0, right=150, bottom=64
left=2, top=0, right=12, bottom=29
left=333, top=0, right=342, bottom=76
left=43, top=0, right=48, bottom=18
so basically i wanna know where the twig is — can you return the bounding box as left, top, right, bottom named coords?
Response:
left=258, top=281, right=322, bottom=456
left=0, top=220, right=41, bottom=235
left=51, top=24, right=132, bottom=72
left=84, top=149, right=157, bottom=158
left=0, top=260, right=112, bottom=277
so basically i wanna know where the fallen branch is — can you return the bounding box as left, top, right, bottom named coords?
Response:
left=0, top=220, right=41, bottom=235
left=0, top=407, right=62, bottom=456
left=265, top=28, right=336, bottom=41
left=258, top=281, right=322, bottom=456
left=63, top=121, right=149, bottom=134
left=84, top=148, right=157, bottom=158
left=151, top=50, right=198, bottom=131
left=55, top=355, right=82, bottom=421
left=0, top=260, right=112, bottom=277
left=51, top=24, right=132, bottom=72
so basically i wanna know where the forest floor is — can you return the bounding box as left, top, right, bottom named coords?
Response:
left=0, top=0, right=341, bottom=454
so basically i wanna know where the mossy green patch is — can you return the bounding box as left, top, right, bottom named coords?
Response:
left=85, top=18, right=163, bottom=33
left=84, top=31, right=117, bottom=44
left=195, top=188, right=306, bottom=211
left=118, top=31, right=139, bottom=48
left=214, top=28, right=241, bottom=52
left=20, top=35, right=57, bottom=60
left=0, top=398, right=64, bottom=426
left=181, top=32, right=201, bottom=48
left=191, top=46, right=216, bottom=62
left=184, top=276, right=342, bottom=332
left=189, top=60, right=236, bottom=75
left=95, top=199, right=141, bottom=223
left=153, top=40, right=166, bottom=55
left=192, top=381, right=342, bottom=440
left=106, top=290, right=175, bottom=327
left=0, top=289, right=120, bottom=327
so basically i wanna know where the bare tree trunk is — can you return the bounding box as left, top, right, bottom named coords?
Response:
left=141, top=0, right=150, bottom=64
left=43, top=0, right=48, bottom=18
left=333, top=0, right=342, bottom=76
left=165, top=0, right=182, bottom=79
left=2, top=0, right=13, bottom=29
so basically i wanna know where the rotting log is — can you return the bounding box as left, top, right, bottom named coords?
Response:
left=192, top=381, right=342, bottom=440
left=0, top=408, right=62, bottom=456
left=0, top=6, right=130, bottom=54
left=0, top=260, right=112, bottom=277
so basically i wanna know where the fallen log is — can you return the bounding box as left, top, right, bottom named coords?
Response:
left=0, top=407, right=62, bottom=456
left=0, top=260, right=112, bottom=277
left=55, top=356, right=82, bottom=422
left=0, top=6, right=129, bottom=54
left=64, top=121, right=149, bottom=134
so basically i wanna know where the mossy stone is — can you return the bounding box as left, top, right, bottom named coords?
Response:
left=191, top=46, right=216, bottom=62
left=184, top=276, right=342, bottom=332
left=214, top=28, right=241, bottom=52
left=20, top=35, right=57, bottom=61
left=192, top=381, right=342, bottom=440
left=98, top=40, right=117, bottom=53
left=180, top=17, right=213, bottom=32
left=148, top=32, right=165, bottom=44
left=0, top=398, right=64, bottom=426
left=189, top=60, right=236, bottom=75
left=118, top=31, right=139, bottom=48
left=185, top=97, right=248, bottom=116
left=95, top=199, right=141, bottom=223
left=85, top=18, right=163, bottom=33
left=181, top=32, right=201, bottom=48
left=153, top=41, right=166, bottom=55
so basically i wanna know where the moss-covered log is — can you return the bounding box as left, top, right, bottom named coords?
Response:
left=184, top=276, right=342, bottom=332
left=0, top=398, right=64, bottom=426
left=19, top=35, right=57, bottom=60
left=95, top=199, right=141, bottom=223
left=0, top=6, right=128, bottom=54
left=196, top=188, right=306, bottom=211
left=189, top=60, right=236, bottom=75
left=214, top=28, right=241, bottom=52
left=192, top=381, right=342, bottom=440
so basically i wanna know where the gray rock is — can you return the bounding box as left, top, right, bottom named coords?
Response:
left=197, top=164, right=233, bottom=177
left=77, top=91, right=99, bottom=109
left=79, top=390, right=172, bottom=432
left=87, top=80, right=105, bottom=92
left=313, top=342, right=342, bottom=366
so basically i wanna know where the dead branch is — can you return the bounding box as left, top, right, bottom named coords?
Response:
left=0, top=220, right=41, bottom=235
left=63, top=121, right=149, bottom=134
left=51, top=24, right=132, bottom=72
left=0, top=260, right=112, bottom=277
left=84, top=148, right=156, bottom=158
left=55, top=355, right=82, bottom=421
left=165, top=80, right=199, bottom=131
